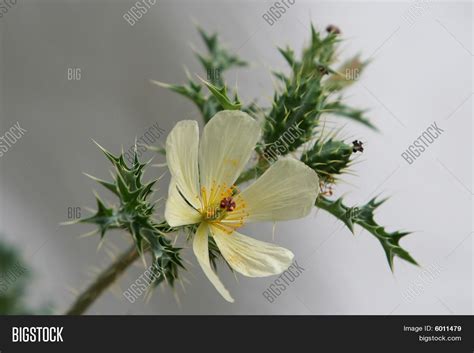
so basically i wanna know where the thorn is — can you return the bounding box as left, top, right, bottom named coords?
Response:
left=78, top=229, right=99, bottom=239
left=173, top=290, right=182, bottom=309
left=83, top=172, right=99, bottom=181
left=195, top=74, right=208, bottom=85
left=144, top=287, right=154, bottom=304
left=91, top=139, right=111, bottom=158
left=149, top=80, right=172, bottom=88
left=83, top=207, right=96, bottom=214
left=140, top=252, right=148, bottom=268
left=144, top=155, right=156, bottom=166
left=60, top=220, right=79, bottom=226
left=179, top=278, right=186, bottom=293
left=96, top=237, right=106, bottom=252
left=150, top=162, right=168, bottom=168
left=183, top=65, right=191, bottom=80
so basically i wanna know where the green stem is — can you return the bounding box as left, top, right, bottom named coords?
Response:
left=65, top=245, right=140, bottom=315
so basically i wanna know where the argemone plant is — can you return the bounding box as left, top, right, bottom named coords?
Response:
left=66, top=24, right=417, bottom=314
left=166, top=111, right=319, bottom=302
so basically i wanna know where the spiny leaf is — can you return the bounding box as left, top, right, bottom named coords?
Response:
left=277, top=46, right=296, bottom=67
left=83, top=173, right=118, bottom=196
left=151, top=27, right=248, bottom=122
left=315, top=195, right=417, bottom=270
left=151, top=79, right=222, bottom=123
left=201, top=79, right=242, bottom=110
left=150, top=80, right=205, bottom=107
left=196, top=26, right=247, bottom=77
left=79, top=196, right=119, bottom=239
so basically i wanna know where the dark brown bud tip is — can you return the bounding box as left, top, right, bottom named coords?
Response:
left=318, top=66, right=329, bottom=75
left=326, top=25, right=341, bottom=35
left=352, top=140, right=364, bottom=153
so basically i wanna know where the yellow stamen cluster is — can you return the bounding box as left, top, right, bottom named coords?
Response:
left=199, top=181, right=249, bottom=234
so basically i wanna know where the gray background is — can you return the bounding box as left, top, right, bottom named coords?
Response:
left=0, top=0, right=472, bottom=314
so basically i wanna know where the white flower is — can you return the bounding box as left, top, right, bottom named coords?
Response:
left=165, top=110, right=319, bottom=302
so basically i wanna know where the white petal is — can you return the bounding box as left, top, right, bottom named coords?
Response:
left=166, top=120, right=201, bottom=209
left=165, top=179, right=201, bottom=227
left=239, top=157, right=319, bottom=222
left=211, top=226, right=294, bottom=277
left=199, top=110, right=261, bottom=203
left=193, top=223, right=234, bottom=302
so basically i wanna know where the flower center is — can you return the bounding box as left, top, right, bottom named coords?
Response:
left=203, top=205, right=223, bottom=221
left=199, top=183, right=249, bottom=234
left=202, top=196, right=236, bottom=221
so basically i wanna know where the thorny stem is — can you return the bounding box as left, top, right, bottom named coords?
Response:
left=65, top=245, right=141, bottom=315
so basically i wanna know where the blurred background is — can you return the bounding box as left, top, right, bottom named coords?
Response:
left=0, top=0, right=472, bottom=314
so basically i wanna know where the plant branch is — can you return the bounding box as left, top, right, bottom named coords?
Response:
left=65, top=245, right=140, bottom=315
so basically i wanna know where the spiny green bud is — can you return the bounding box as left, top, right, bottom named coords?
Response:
left=301, top=138, right=354, bottom=182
